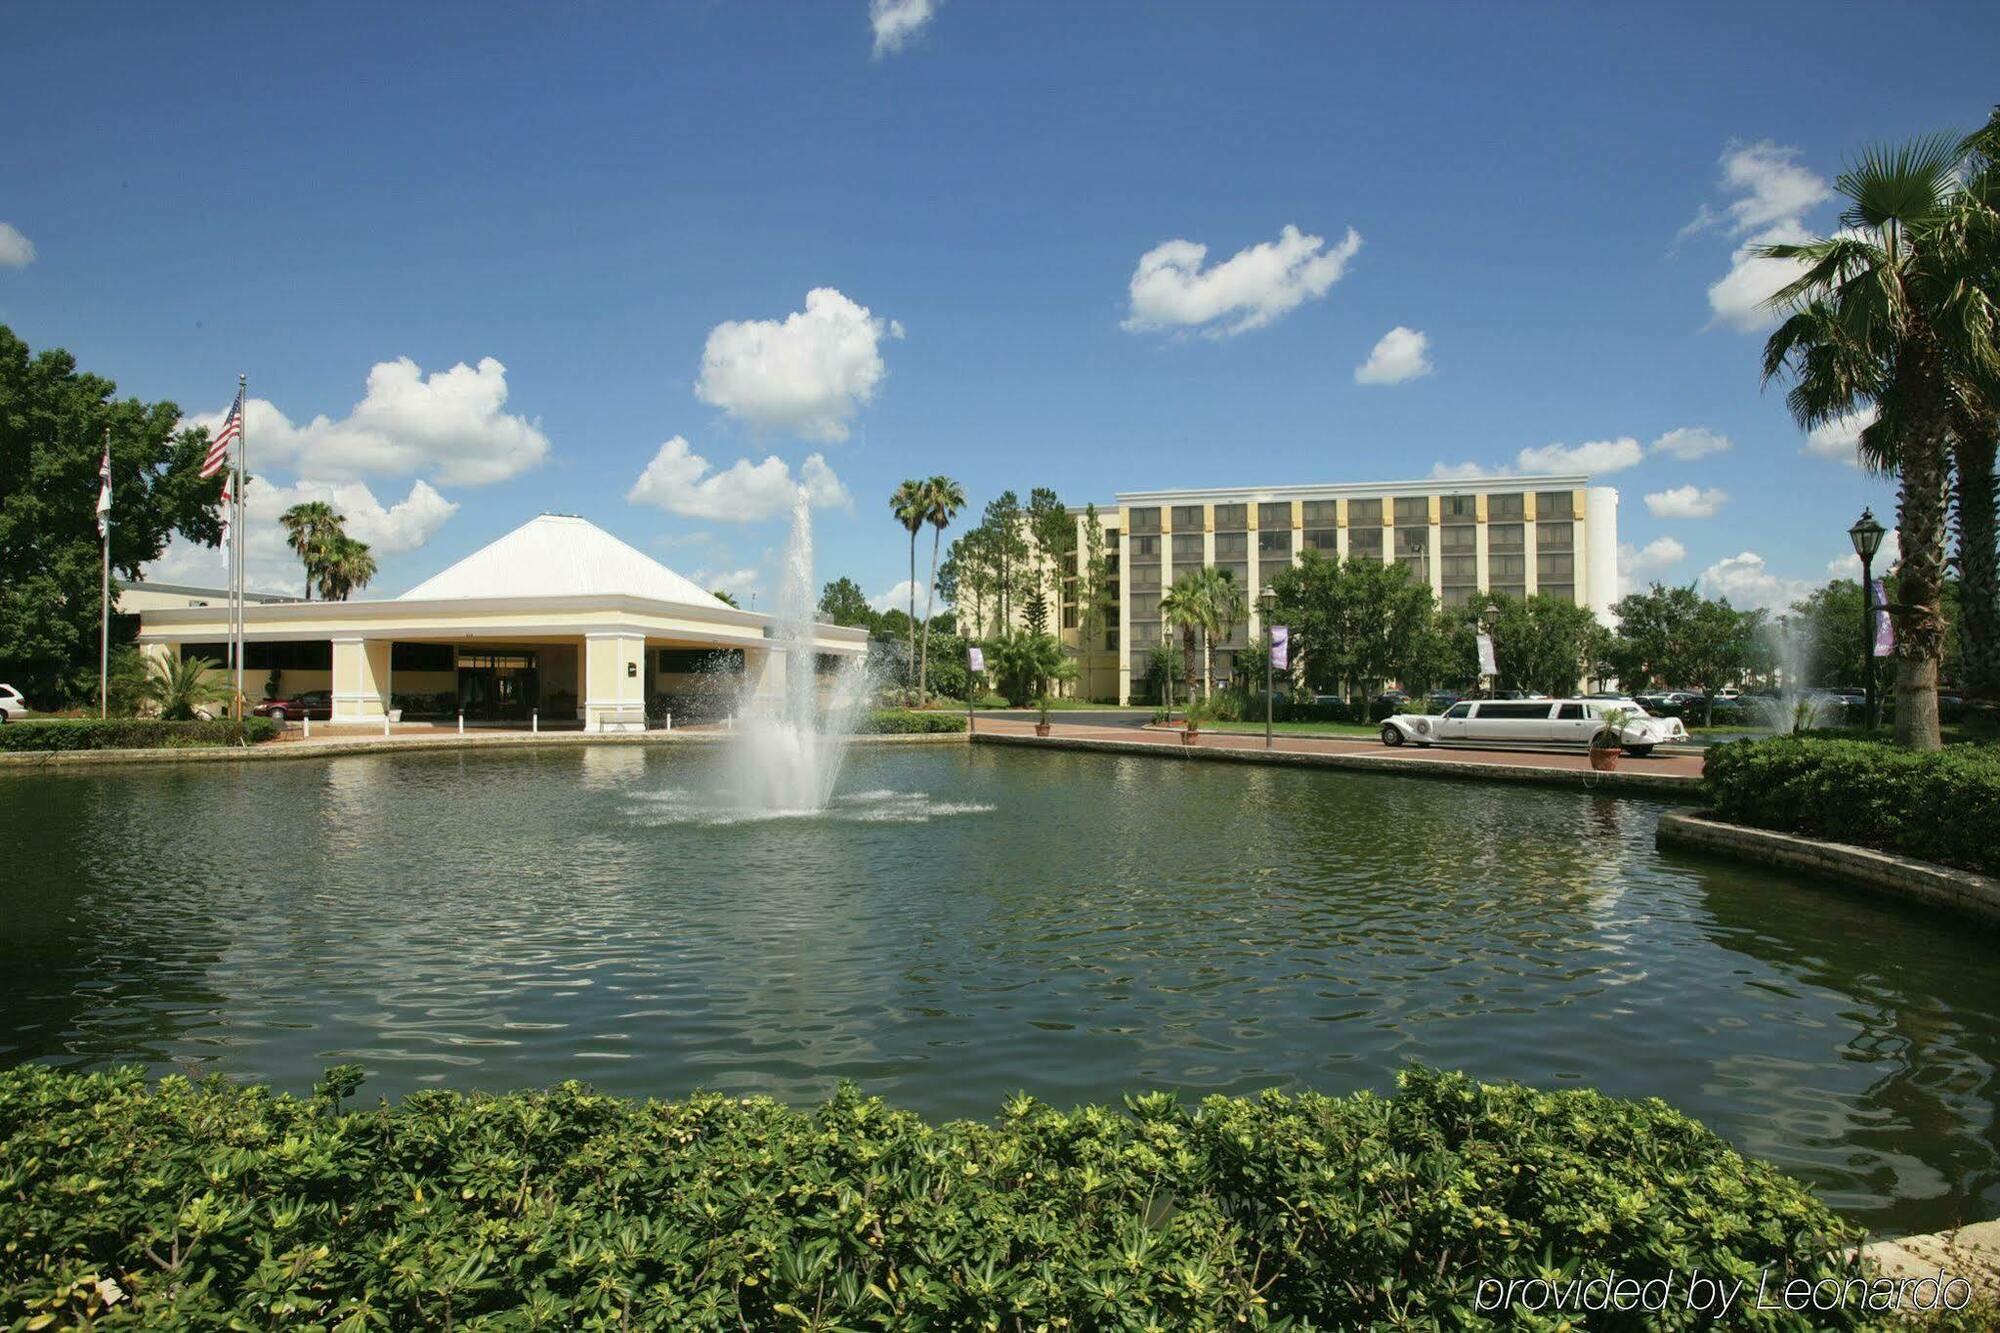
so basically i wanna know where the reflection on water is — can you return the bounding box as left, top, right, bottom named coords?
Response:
left=2, top=746, right=1995, bottom=1234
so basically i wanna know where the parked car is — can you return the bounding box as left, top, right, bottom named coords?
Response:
left=1425, top=690, right=1461, bottom=712
left=0, top=683, right=26, bottom=722
left=252, top=690, right=333, bottom=722
left=1379, top=697, right=1688, bottom=756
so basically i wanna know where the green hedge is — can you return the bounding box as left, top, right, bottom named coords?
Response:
left=1705, top=735, right=2000, bottom=876
left=0, top=717, right=278, bottom=752
left=856, top=708, right=967, bottom=734
left=0, top=1064, right=1870, bottom=1329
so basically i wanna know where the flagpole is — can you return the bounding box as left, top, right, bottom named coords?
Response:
left=99, top=425, right=111, bottom=719
left=233, top=373, right=246, bottom=726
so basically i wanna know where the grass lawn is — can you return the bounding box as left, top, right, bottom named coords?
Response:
left=1193, top=719, right=1382, bottom=738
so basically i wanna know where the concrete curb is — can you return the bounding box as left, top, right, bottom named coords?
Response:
left=0, top=729, right=965, bottom=773
left=1861, top=1218, right=2000, bottom=1309
left=972, top=732, right=1701, bottom=799
left=1657, top=811, right=2000, bottom=928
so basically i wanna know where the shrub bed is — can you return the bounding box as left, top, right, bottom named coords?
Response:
left=856, top=708, right=967, bottom=734
left=0, top=1064, right=1869, bottom=1329
left=0, top=717, right=278, bottom=752
left=1704, top=735, right=2000, bottom=876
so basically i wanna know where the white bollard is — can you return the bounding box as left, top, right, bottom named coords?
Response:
left=532, top=708, right=539, bottom=734
left=458, top=711, right=464, bottom=735
left=664, top=711, right=672, bottom=732
left=303, top=714, right=310, bottom=740
left=383, top=714, right=391, bottom=738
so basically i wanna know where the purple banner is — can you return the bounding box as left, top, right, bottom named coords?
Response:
left=1870, top=580, right=1894, bottom=657
left=1270, top=625, right=1289, bottom=672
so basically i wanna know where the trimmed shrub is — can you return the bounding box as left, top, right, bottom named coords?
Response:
left=856, top=708, right=967, bottom=734
left=1704, top=735, right=2000, bottom=875
left=0, top=717, right=278, bottom=752
left=0, top=1064, right=1866, bottom=1330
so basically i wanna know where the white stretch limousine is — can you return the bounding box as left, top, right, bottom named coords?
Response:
left=1378, top=698, right=1689, bottom=756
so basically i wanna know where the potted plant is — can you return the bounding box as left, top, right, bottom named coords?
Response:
left=1033, top=696, right=1052, bottom=737
left=1590, top=706, right=1633, bottom=771
left=1182, top=698, right=1209, bottom=745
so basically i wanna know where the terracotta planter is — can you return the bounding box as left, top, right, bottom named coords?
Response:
left=1588, top=745, right=1619, bottom=772
left=1182, top=726, right=1199, bottom=746
left=1034, top=722, right=1051, bottom=737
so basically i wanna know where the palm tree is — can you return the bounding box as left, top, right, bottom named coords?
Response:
left=144, top=654, right=224, bottom=720
left=889, top=480, right=928, bottom=703
left=318, top=535, right=378, bottom=601
left=1760, top=134, right=2000, bottom=749
left=917, top=475, right=966, bottom=705
left=278, top=500, right=343, bottom=601
left=1198, top=566, right=1245, bottom=697
left=710, top=589, right=740, bottom=608
left=1160, top=574, right=1204, bottom=708
left=1951, top=110, right=2000, bottom=698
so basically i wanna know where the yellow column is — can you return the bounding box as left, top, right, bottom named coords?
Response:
left=331, top=637, right=391, bottom=720
left=583, top=631, right=647, bottom=732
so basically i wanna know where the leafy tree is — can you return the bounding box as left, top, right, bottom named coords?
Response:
left=1074, top=504, right=1114, bottom=652
left=817, top=576, right=875, bottom=629
left=709, top=589, right=740, bottom=609
left=0, top=326, right=226, bottom=705
left=143, top=653, right=224, bottom=720
left=1024, top=486, right=1071, bottom=608
left=1607, top=583, right=1762, bottom=721
left=917, top=475, right=965, bottom=705
left=1456, top=592, right=1610, bottom=699
left=1143, top=642, right=1185, bottom=706
left=889, top=479, right=927, bottom=702
left=1760, top=132, right=2000, bottom=747
left=986, top=629, right=1066, bottom=706
left=979, top=490, right=1027, bottom=626
left=1267, top=553, right=1437, bottom=700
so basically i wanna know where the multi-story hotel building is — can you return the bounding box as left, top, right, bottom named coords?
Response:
left=1055, top=474, right=1618, bottom=704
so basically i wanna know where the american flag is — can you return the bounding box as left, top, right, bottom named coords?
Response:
left=218, top=481, right=232, bottom=569
left=200, top=389, right=242, bottom=479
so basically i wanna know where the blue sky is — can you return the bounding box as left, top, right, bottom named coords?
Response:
left=5, top=2, right=1996, bottom=612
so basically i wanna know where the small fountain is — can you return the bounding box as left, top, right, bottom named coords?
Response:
left=1757, top=616, right=1836, bottom=734
left=720, top=486, right=871, bottom=816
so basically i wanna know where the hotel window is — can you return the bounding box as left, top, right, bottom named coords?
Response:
left=1128, top=562, right=1162, bottom=591
left=1537, top=520, right=1574, bottom=550
left=1392, top=495, right=1429, bottom=524
left=391, top=642, right=454, bottom=672
left=1440, top=493, right=1477, bottom=522
left=1105, top=627, right=1120, bottom=651
left=1257, top=501, right=1292, bottom=530
left=1536, top=491, right=1574, bottom=520
left=1538, top=550, right=1575, bottom=585
left=1440, top=524, right=1476, bottom=554
left=1442, top=554, right=1479, bottom=584
left=1129, top=591, right=1161, bottom=623
left=1394, top=526, right=1429, bottom=581
left=1488, top=492, right=1525, bottom=521
left=1213, top=503, right=1247, bottom=531
left=1170, top=504, right=1203, bottom=530
left=1213, top=531, right=1248, bottom=561
left=1171, top=532, right=1204, bottom=563
left=1301, top=499, right=1338, bottom=527
left=1258, top=529, right=1292, bottom=563
left=1128, top=506, right=1161, bottom=533
left=1348, top=526, right=1384, bottom=563
left=1130, top=534, right=1161, bottom=559
left=1488, top=522, right=1524, bottom=554
left=1489, top=552, right=1526, bottom=597
left=1061, top=605, right=1078, bottom=629
left=1216, top=561, right=1249, bottom=593
left=1348, top=497, right=1383, bottom=527
left=1443, top=586, right=1477, bottom=608
left=1304, top=529, right=1338, bottom=553
left=1540, top=583, right=1577, bottom=604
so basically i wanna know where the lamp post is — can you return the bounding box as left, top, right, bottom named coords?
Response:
left=1258, top=585, right=1277, bottom=750
left=1849, top=508, right=1886, bottom=731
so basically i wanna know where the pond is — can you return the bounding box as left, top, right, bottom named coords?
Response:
left=3, top=744, right=1996, bottom=1235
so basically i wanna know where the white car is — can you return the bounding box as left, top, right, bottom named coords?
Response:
left=1379, top=697, right=1688, bottom=757
left=0, top=683, right=26, bottom=722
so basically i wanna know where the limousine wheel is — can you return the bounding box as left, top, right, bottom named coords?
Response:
left=1380, top=724, right=1404, bottom=747
left=268, top=708, right=287, bottom=722
left=1624, top=743, right=1654, bottom=758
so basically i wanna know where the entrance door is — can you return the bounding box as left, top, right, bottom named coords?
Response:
left=457, top=651, right=540, bottom=720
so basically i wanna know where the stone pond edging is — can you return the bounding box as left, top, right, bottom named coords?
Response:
left=0, top=729, right=965, bottom=772
left=1657, top=810, right=2000, bottom=928
left=972, top=731, right=1702, bottom=799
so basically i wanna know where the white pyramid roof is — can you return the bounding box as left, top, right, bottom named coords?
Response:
left=399, top=514, right=730, bottom=609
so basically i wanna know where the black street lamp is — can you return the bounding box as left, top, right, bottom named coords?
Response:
left=1849, top=508, right=1886, bottom=730
left=1258, top=584, right=1277, bottom=750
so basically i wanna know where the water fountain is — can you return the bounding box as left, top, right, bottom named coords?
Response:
left=720, top=486, right=872, bottom=815
left=1758, top=616, right=1837, bottom=733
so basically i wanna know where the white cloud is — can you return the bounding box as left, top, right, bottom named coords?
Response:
left=870, top=0, right=936, bottom=56
left=185, top=357, right=549, bottom=486
left=1429, top=460, right=1500, bottom=481
left=1681, top=143, right=1831, bottom=333
left=1826, top=526, right=1900, bottom=580
left=1698, top=551, right=1815, bottom=611
left=1354, top=326, right=1432, bottom=385
left=1644, top=485, right=1728, bottom=519
left=627, top=436, right=850, bottom=522
left=145, top=477, right=457, bottom=596
left=0, top=222, right=34, bottom=268
left=694, top=287, right=899, bottom=442
left=1617, top=536, right=1687, bottom=596
left=1650, top=426, right=1731, bottom=460
left=1803, top=404, right=1877, bottom=467
left=694, top=565, right=763, bottom=604
left=1122, top=224, right=1361, bottom=338
left=870, top=578, right=927, bottom=614
left=1516, top=437, right=1645, bottom=475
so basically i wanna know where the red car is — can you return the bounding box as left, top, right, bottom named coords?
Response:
left=252, top=690, right=333, bottom=722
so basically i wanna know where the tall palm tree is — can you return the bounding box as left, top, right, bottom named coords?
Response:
left=318, top=535, right=378, bottom=601
left=889, top=480, right=928, bottom=703
left=1760, top=134, right=2000, bottom=749
left=918, top=475, right=966, bottom=704
left=1160, top=574, right=1204, bottom=708
left=1951, top=110, right=2000, bottom=697
left=278, top=500, right=343, bottom=601
left=1197, top=566, right=1245, bottom=697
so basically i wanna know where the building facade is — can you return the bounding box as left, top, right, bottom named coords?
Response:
left=1052, top=475, right=1618, bottom=705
